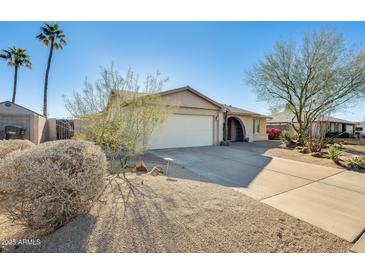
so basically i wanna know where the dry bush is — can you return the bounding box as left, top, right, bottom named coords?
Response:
left=0, top=139, right=34, bottom=159
left=0, top=140, right=107, bottom=229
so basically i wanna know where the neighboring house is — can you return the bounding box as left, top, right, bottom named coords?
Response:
left=0, top=101, right=48, bottom=144
left=355, top=121, right=365, bottom=137
left=267, top=111, right=356, bottom=137
left=122, top=86, right=269, bottom=149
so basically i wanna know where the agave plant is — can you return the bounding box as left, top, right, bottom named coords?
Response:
left=0, top=46, right=32, bottom=103
left=347, top=156, right=364, bottom=169
left=327, top=145, right=341, bottom=162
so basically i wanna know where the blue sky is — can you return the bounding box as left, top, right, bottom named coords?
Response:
left=1, top=21, right=365, bottom=121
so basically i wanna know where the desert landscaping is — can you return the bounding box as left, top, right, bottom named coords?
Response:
left=0, top=138, right=361, bottom=253
left=0, top=139, right=351, bottom=253
left=1, top=22, right=365, bottom=256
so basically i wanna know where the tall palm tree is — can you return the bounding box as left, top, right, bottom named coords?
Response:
left=36, top=23, right=66, bottom=116
left=0, top=46, right=32, bottom=103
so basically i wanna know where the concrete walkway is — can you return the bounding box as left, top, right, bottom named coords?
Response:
left=262, top=170, right=365, bottom=243
left=151, top=144, right=365, bottom=245
left=351, top=233, right=365, bottom=252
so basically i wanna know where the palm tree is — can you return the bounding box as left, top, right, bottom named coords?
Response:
left=36, top=23, right=66, bottom=116
left=0, top=46, right=32, bottom=103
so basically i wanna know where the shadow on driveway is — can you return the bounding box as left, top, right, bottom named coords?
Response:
left=149, top=142, right=277, bottom=188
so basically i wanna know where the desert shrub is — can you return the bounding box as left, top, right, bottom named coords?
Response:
left=347, top=156, right=364, bottom=169
left=0, top=139, right=34, bottom=159
left=72, top=133, right=88, bottom=141
left=0, top=140, right=107, bottom=229
left=308, top=138, right=326, bottom=152
left=327, top=145, right=341, bottom=162
left=266, top=127, right=282, bottom=140
left=280, top=130, right=296, bottom=146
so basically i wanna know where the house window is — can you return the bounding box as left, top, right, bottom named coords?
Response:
left=253, top=119, right=260, bottom=134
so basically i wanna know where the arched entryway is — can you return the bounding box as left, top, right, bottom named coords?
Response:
left=227, top=117, right=245, bottom=142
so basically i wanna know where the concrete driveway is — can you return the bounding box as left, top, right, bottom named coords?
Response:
left=151, top=143, right=365, bottom=244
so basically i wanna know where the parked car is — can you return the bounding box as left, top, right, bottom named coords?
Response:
left=325, top=131, right=353, bottom=138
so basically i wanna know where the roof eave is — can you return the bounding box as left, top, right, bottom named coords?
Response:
left=158, top=86, right=223, bottom=109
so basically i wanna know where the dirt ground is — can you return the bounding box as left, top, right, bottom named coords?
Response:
left=1, top=169, right=351, bottom=253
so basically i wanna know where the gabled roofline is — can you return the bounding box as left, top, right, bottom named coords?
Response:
left=157, top=86, right=223, bottom=109
left=0, top=101, right=45, bottom=117
left=110, top=86, right=269, bottom=117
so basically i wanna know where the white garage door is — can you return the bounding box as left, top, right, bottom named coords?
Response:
left=148, top=114, right=214, bottom=149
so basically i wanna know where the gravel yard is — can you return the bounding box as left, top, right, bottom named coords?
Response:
left=258, top=141, right=365, bottom=170
left=7, top=171, right=351, bottom=253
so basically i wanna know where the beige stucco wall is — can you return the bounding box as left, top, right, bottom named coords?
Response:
left=229, top=115, right=268, bottom=142
left=254, top=117, right=269, bottom=141
left=34, top=115, right=48, bottom=143
left=218, top=112, right=224, bottom=143
left=161, top=90, right=221, bottom=111
left=48, top=118, right=57, bottom=141
left=0, top=102, right=48, bottom=144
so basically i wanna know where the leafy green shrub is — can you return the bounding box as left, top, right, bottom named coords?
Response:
left=327, top=145, right=341, bottom=162
left=220, top=140, right=230, bottom=146
left=347, top=157, right=364, bottom=169
left=0, top=140, right=107, bottom=229
left=0, top=139, right=34, bottom=159
left=280, top=130, right=296, bottom=145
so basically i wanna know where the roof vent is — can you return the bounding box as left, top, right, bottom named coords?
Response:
left=4, top=102, right=11, bottom=107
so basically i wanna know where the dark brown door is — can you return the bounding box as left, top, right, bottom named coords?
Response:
left=228, top=118, right=232, bottom=140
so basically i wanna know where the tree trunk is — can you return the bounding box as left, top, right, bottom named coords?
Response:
left=43, top=39, right=54, bottom=117
left=12, top=66, right=18, bottom=103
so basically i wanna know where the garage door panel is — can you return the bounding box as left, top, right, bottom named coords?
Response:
left=149, top=114, right=213, bottom=149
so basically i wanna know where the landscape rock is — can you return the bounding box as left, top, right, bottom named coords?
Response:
left=132, top=160, right=148, bottom=173
left=148, top=166, right=164, bottom=176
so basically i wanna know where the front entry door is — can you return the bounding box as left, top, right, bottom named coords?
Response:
left=235, top=122, right=244, bottom=141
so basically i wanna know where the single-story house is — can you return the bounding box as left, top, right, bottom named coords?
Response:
left=1, top=87, right=269, bottom=149
left=132, top=86, right=269, bottom=149
left=267, top=111, right=356, bottom=137
left=0, top=101, right=48, bottom=144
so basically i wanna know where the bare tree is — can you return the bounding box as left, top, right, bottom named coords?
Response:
left=63, top=64, right=175, bottom=171
left=247, top=29, right=365, bottom=143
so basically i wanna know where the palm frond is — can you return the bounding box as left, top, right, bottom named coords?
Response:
left=37, top=22, right=66, bottom=49
left=0, top=46, right=31, bottom=68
